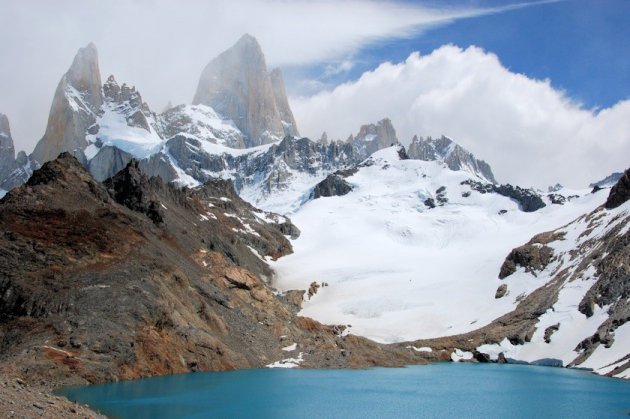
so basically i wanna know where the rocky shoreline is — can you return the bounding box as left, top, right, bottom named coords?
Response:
left=0, top=374, right=101, bottom=418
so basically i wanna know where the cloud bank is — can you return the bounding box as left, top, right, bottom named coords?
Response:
left=0, top=0, right=491, bottom=152
left=291, top=45, right=630, bottom=188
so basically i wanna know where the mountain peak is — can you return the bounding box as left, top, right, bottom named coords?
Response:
left=192, top=34, right=297, bottom=147
left=235, top=33, right=259, bottom=48
left=66, top=42, right=103, bottom=106
left=351, top=117, right=398, bottom=157
left=0, top=113, right=10, bottom=138
left=31, top=43, right=105, bottom=164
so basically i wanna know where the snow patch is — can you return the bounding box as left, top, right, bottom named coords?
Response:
left=451, top=349, right=474, bottom=362
left=282, top=343, right=297, bottom=352
left=266, top=352, right=304, bottom=368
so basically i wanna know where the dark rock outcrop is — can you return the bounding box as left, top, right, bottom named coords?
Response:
left=462, top=179, right=546, bottom=212
left=103, top=160, right=165, bottom=224
left=312, top=173, right=353, bottom=199
left=498, top=232, right=559, bottom=279
left=604, top=168, right=630, bottom=209
left=544, top=324, right=560, bottom=343
left=495, top=284, right=508, bottom=299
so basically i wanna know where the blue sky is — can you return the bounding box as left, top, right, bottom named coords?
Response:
left=287, top=0, right=630, bottom=110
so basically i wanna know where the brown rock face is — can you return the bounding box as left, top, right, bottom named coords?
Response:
left=192, top=34, right=297, bottom=147
left=0, top=154, right=427, bottom=389
left=31, top=43, right=104, bottom=164
left=605, top=168, right=630, bottom=209
left=498, top=232, right=560, bottom=279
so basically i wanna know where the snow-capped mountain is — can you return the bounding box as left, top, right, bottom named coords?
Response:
left=140, top=118, right=408, bottom=214
left=8, top=40, right=505, bottom=216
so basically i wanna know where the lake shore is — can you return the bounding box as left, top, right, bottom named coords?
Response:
left=0, top=373, right=101, bottom=418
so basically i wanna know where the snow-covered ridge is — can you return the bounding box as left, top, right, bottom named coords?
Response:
left=271, top=146, right=603, bottom=343
left=477, top=199, right=630, bottom=378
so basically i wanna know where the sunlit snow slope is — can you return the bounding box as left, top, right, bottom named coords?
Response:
left=271, top=146, right=603, bottom=344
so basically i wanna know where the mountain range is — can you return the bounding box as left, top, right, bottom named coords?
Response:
left=0, top=34, right=628, bottom=392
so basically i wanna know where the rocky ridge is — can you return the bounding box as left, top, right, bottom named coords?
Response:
left=407, top=135, right=496, bottom=183
left=461, top=179, right=546, bottom=212
left=406, top=172, right=630, bottom=378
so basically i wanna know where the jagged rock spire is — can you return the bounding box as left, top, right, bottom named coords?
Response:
left=352, top=118, right=398, bottom=157
left=31, top=43, right=104, bottom=164
left=66, top=42, right=103, bottom=109
left=193, top=34, right=298, bottom=147
left=0, top=113, right=17, bottom=179
left=269, top=68, right=299, bottom=137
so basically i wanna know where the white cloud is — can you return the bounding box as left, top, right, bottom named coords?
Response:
left=291, top=45, right=630, bottom=188
left=0, top=0, right=497, bottom=152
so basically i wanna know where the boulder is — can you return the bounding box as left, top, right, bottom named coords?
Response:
left=495, top=284, right=508, bottom=299
left=312, top=174, right=353, bottom=199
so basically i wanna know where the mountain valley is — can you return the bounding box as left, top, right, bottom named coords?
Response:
left=0, top=33, right=628, bottom=416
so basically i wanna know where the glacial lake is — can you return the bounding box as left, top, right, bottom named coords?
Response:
left=58, top=363, right=630, bottom=418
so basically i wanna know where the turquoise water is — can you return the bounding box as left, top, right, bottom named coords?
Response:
left=59, top=363, right=630, bottom=418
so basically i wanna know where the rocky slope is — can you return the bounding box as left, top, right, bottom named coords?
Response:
left=0, top=154, right=427, bottom=392
left=404, top=170, right=630, bottom=378
left=192, top=34, right=297, bottom=146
